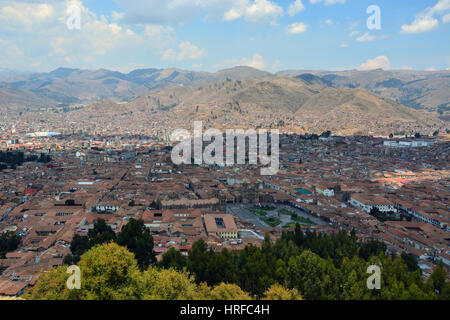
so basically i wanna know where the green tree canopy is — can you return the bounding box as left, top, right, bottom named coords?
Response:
left=117, top=218, right=155, bottom=269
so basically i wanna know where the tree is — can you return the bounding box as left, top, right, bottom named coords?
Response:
left=25, top=243, right=143, bottom=300
left=0, top=231, right=21, bottom=258
left=25, top=243, right=255, bottom=301
left=236, top=244, right=275, bottom=297
left=159, top=247, right=187, bottom=271
left=262, top=284, right=302, bottom=300
left=67, top=234, right=90, bottom=263
left=400, top=252, right=419, bottom=272
left=187, top=239, right=210, bottom=284
left=141, top=267, right=200, bottom=300
left=208, top=283, right=252, bottom=300
left=287, top=250, right=332, bottom=300
left=359, top=240, right=386, bottom=261
left=76, top=243, right=143, bottom=300
left=25, top=226, right=441, bottom=301
left=88, top=218, right=116, bottom=246
left=22, top=266, right=78, bottom=300
left=294, top=224, right=304, bottom=247
left=428, top=261, right=447, bottom=296
left=117, top=218, right=155, bottom=269
left=65, top=219, right=116, bottom=264
left=274, top=259, right=287, bottom=284
left=63, top=254, right=77, bottom=266
left=205, top=248, right=237, bottom=286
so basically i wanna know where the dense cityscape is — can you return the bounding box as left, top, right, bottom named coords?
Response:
left=0, top=125, right=448, bottom=298
left=1, top=0, right=449, bottom=305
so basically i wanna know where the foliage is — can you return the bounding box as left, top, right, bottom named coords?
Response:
left=26, top=224, right=449, bottom=301
left=65, top=218, right=155, bottom=270
left=261, top=216, right=281, bottom=227
left=208, top=283, right=252, bottom=300
left=23, top=266, right=77, bottom=300
left=159, top=247, right=187, bottom=271
left=117, top=218, right=155, bottom=269
left=26, top=243, right=254, bottom=300
left=141, top=268, right=199, bottom=300
left=279, top=209, right=316, bottom=225
left=249, top=209, right=267, bottom=216
left=65, top=219, right=116, bottom=264
left=0, top=151, right=51, bottom=171
left=401, top=252, right=419, bottom=272
left=262, top=284, right=302, bottom=300
left=26, top=243, right=142, bottom=300
left=75, top=243, right=143, bottom=300
left=0, top=151, right=24, bottom=169
left=182, top=226, right=444, bottom=300
left=0, top=231, right=22, bottom=258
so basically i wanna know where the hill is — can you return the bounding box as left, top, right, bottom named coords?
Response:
left=278, top=69, right=450, bottom=117
left=0, top=84, right=59, bottom=110
left=97, top=76, right=444, bottom=135
left=0, top=66, right=273, bottom=107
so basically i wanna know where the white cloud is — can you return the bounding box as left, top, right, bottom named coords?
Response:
left=215, top=53, right=267, bottom=70
left=243, top=53, right=266, bottom=69
left=144, top=24, right=175, bottom=47
left=286, top=22, right=308, bottom=34
left=324, top=19, right=333, bottom=26
left=310, top=0, right=346, bottom=5
left=112, top=11, right=124, bottom=21
left=358, top=56, right=391, bottom=71
left=0, top=0, right=203, bottom=71
left=115, top=0, right=207, bottom=24
left=356, top=32, right=377, bottom=42
left=443, top=13, right=450, bottom=23
left=426, top=67, right=437, bottom=71
left=401, top=18, right=439, bottom=34
left=271, top=59, right=281, bottom=71
left=162, top=41, right=206, bottom=61
left=115, top=0, right=282, bottom=25
left=288, top=0, right=305, bottom=16
left=349, top=30, right=359, bottom=37
left=0, top=2, right=54, bottom=30
left=340, top=43, right=349, bottom=48
left=401, top=0, right=450, bottom=34
left=224, top=0, right=283, bottom=24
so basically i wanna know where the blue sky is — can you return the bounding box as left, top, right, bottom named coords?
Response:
left=0, top=0, right=449, bottom=72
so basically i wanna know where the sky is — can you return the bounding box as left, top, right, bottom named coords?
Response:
left=0, top=0, right=449, bottom=73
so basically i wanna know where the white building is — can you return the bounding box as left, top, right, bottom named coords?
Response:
left=350, top=194, right=397, bottom=213
left=383, top=140, right=435, bottom=148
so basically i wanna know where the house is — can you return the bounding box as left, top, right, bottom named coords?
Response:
left=350, top=194, right=397, bottom=213
left=204, top=214, right=238, bottom=240
left=315, top=183, right=335, bottom=197
left=0, top=280, right=28, bottom=297
left=94, top=202, right=120, bottom=213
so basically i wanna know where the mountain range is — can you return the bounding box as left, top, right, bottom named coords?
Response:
left=0, top=66, right=448, bottom=135
left=1, top=66, right=448, bottom=114
left=0, top=66, right=272, bottom=108
left=45, top=75, right=444, bottom=136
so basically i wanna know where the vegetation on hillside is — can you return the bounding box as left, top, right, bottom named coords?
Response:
left=0, top=231, right=21, bottom=258
left=25, top=243, right=299, bottom=300
left=29, top=219, right=450, bottom=300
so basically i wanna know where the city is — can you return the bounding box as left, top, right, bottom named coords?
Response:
left=0, top=125, right=448, bottom=297
left=0, top=0, right=449, bottom=306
